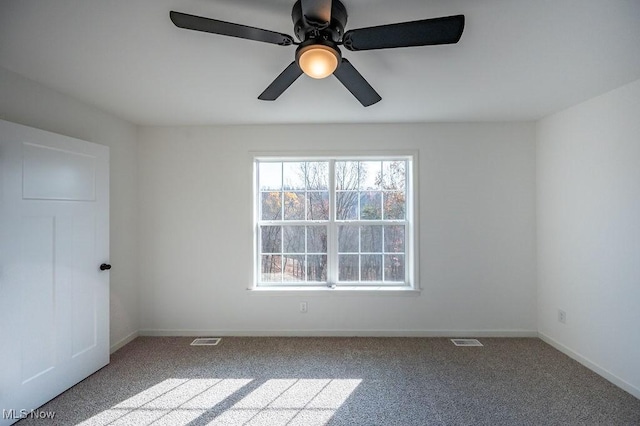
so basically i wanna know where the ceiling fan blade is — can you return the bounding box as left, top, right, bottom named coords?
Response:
left=170, top=11, right=294, bottom=46
left=343, top=15, right=465, bottom=51
left=258, top=62, right=304, bottom=101
left=333, top=58, right=381, bottom=107
left=300, top=0, right=332, bottom=26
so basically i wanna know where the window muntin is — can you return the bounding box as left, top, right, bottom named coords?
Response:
left=256, top=157, right=412, bottom=288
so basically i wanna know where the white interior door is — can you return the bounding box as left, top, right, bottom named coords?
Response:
left=0, top=119, right=109, bottom=425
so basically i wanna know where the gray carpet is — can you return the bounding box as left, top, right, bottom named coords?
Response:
left=16, top=337, right=640, bottom=425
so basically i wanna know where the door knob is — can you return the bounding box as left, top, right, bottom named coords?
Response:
left=100, top=263, right=112, bottom=271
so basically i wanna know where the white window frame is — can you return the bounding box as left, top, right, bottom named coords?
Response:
left=251, top=151, right=419, bottom=292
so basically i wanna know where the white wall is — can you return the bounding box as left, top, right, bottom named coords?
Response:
left=0, top=67, right=139, bottom=352
left=537, top=79, right=640, bottom=398
left=138, top=122, right=537, bottom=336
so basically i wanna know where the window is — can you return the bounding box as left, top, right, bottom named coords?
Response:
left=254, top=155, right=415, bottom=289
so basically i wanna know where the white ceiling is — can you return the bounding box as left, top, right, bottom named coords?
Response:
left=1, top=0, right=639, bottom=126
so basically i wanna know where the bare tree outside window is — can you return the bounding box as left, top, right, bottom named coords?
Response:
left=257, top=158, right=409, bottom=286
left=335, top=160, right=406, bottom=282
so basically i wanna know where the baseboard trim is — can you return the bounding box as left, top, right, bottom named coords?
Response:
left=538, top=332, right=640, bottom=400
left=110, top=330, right=139, bottom=354
left=138, top=329, right=538, bottom=338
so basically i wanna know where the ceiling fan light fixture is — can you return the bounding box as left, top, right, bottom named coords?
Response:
left=296, top=43, right=340, bottom=79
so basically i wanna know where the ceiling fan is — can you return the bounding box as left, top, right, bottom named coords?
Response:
left=170, top=0, right=465, bottom=107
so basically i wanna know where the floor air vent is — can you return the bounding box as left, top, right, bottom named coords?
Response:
left=451, top=338, right=483, bottom=347
left=191, top=337, right=222, bottom=346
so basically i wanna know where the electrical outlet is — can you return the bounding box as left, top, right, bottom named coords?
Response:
left=300, top=301, right=308, bottom=313
left=558, top=309, right=567, bottom=324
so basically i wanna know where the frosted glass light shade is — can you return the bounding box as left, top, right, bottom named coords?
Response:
left=297, top=45, right=340, bottom=79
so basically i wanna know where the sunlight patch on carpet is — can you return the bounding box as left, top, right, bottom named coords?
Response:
left=77, top=378, right=361, bottom=426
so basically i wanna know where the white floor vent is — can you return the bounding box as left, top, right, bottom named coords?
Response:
left=451, top=338, right=483, bottom=347
left=191, top=337, right=222, bottom=346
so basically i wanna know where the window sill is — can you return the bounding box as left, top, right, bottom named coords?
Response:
left=247, top=286, right=421, bottom=296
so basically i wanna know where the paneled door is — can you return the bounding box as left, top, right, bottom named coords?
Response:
left=0, top=119, right=109, bottom=425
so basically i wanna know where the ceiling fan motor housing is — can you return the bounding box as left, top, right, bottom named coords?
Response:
left=292, top=0, right=348, bottom=42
